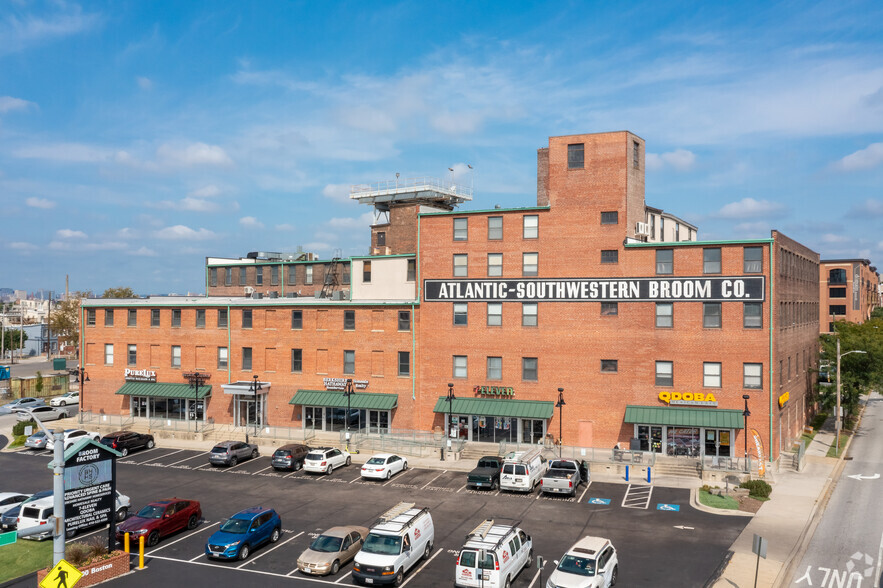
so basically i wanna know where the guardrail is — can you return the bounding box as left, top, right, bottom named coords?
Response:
left=252, top=425, right=316, bottom=443
left=79, top=411, right=134, bottom=429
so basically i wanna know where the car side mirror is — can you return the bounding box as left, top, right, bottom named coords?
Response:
left=553, top=560, right=559, bottom=566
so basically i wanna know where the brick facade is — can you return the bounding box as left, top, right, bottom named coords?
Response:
left=818, top=259, right=880, bottom=332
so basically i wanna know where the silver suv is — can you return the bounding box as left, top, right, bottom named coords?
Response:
left=209, top=441, right=259, bottom=467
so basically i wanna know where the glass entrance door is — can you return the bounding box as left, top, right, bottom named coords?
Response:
left=368, top=410, right=389, bottom=434
left=637, top=425, right=664, bottom=453
left=705, top=430, right=731, bottom=457
left=521, top=419, right=545, bottom=445
left=304, top=406, right=323, bottom=430
left=238, top=399, right=257, bottom=427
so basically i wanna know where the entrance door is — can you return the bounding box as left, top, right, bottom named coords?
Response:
left=637, top=425, right=664, bottom=453
left=368, top=410, right=389, bottom=434
left=238, top=398, right=257, bottom=428
left=521, top=419, right=544, bottom=445
left=304, top=406, right=323, bottom=431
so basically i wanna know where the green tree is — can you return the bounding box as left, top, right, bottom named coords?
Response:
left=2, top=328, right=28, bottom=355
left=35, top=371, right=43, bottom=394
left=819, top=318, right=883, bottom=420
left=49, top=290, right=92, bottom=355
left=871, top=307, right=883, bottom=320
left=101, top=287, right=136, bottom=298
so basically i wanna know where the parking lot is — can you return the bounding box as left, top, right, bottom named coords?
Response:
left=4, top=444, right=749, bottom=587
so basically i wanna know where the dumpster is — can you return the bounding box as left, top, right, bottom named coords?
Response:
left=0, top=366, right=9, bottom=380
left=52, top=358, right=67, bottom=371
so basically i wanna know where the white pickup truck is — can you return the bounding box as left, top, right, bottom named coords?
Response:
left=539, top=459, right=589, bottom=496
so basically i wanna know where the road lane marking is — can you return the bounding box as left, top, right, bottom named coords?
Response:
left=400, top=546, right=442, bottom=587
left=148, top=521, right=218, bottom=553
left=420, top=471, right=446, bottom=490
left=577, top=480, right=592, bottom=503
left=237, top=530, right=303, bottom=568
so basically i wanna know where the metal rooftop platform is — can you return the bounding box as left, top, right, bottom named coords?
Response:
left=350, top=177, right=472, bottom=211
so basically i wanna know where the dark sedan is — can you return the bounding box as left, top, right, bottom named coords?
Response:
left=116, top=499, right=202, bottom=547
left=100, top=431, right=155, bottom=456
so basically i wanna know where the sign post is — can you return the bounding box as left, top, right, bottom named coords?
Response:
left=751, top=534, right=767, bottom=588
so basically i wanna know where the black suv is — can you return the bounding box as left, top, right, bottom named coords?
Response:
left=271, top=444, right=310, bottom=471
left=100, top=431, right=155, bottom=456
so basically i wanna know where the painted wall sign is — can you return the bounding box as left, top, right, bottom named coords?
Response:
left=658, top=391, right=718, bottom=407
left=751, top=428, right=766, bottom=478
left=124, top=368, right=156, bottom=382
left=424, top=276, right=765, bottom=302
left=323, top=378, right=369, bottom=391
left=474, top=385, right=515, bottom=398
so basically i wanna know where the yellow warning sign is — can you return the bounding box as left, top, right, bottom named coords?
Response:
left=40, top=559, right=83, bottom=588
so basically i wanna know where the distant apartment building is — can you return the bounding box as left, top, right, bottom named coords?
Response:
left=819, top=259, right=881, bottom=332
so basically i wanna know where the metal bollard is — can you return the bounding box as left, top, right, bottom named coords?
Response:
left=625, top=465, right=629, bottom=481
left=138, top=535, right=145, bottom=569
left=647, top=467, right=651, bottom=484
left=124, top=532, right=130, bottom=553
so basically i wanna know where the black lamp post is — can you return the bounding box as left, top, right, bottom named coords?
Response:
left=247, top=375, right=262, bottom=444
left=76, top=366, right=89, bottom=424
left=343, top=378, right=355, bottom=446
left=184, top=371, right=209, bottom=433
left=742, top=394, right=751, bottom=474
left=442, top=383, right=455, bottom=461
left=555, top=388, right=565, bottom=459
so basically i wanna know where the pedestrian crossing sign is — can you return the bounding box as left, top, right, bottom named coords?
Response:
left=40, top=559, right=82, bottom=588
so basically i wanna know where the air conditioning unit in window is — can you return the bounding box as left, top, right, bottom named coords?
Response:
left=635, top=222, right=651, bottom=237
left=244, top=286, right=255, bottom=296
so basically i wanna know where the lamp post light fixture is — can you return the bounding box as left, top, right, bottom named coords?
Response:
left=742, top=394, right=751, bottom=474
left=246, top=375, right=262, bottom=444
left=442, top=383, right=455, bottom=461
left=343, top=378, right=355, bottom=448
left=835, top=338, right=866, bottom=455
left=183, top=371, right=210, bottom=433
left=76, top=366, right=89, bottom=424
left=555, top=388, right=565, bottom=459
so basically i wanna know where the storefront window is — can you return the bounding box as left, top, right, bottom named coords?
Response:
left=667, top=427, right=700, bottom=457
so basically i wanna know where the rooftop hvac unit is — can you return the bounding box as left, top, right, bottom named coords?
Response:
left=635, top=222, right=651, bottom=237
left=332, top=291, right=346, bottom=300
left=268, top=291, right=279, bottom=298
left=286, top=293, right=298, bottom=298
left=314, top=291, right=322, bottom=298
left=244, top=286, right=255, bottom=295
left=252, top=292, right=263, bottom=299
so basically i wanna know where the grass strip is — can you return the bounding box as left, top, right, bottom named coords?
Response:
left=698, top=490, right=739, bottom=510
left=0, top=538, right=52, bottom=583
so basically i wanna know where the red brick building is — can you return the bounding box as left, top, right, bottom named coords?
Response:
left=818, top=259, right=880, bottom=333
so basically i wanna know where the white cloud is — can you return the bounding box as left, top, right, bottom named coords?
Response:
left=0, top=95, right=35, bottom=113
left=117, top=228, right=138, bottom=239
left=48, top=240, right=126, bottom=252
left=14, top=142, right=115, bottom=163
left=132, top=246, right=157, bottom=256
left=56, top=229, right=87, bottom=239
left=275, top=223, right=295, bottom=231
left=717, top=198, right=786, bottom=220
left=327, top=212, right=373, bottom=230
left=733, top=221, right=772, bottom=236
left=25, top=196, right=54, bottom=209
left=239, top=216, right=264, bottom=229
left=136, top=76, right=152, bottom=90
left=820, top=233, right=851, bottom=244
left=0, top=6, right=102, bottom=56
left=833, top=143, right=883, bottom=171
left=155, top=225, right=217, bottom=240
left=322, top=184, right=351, bottom=203
left=848, top=199, right=883, bottom=217
left=646, top=149, right=696, bottom=172
left=189, top=185, right=222, bottom=198
left=179, top=197, right=220, bottom=212
left=9, top=241, right=37, bottom=250
left=155, top=142, right=233, bottom=167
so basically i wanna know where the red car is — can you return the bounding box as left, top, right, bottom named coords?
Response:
left=116, top=499, right=202, bottom=547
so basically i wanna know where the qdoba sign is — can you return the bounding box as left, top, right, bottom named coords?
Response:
left=424, top=277, right=765, bottom=302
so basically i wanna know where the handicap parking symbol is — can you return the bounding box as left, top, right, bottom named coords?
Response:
left=657, top=503, right=680, bottom=511
left=588, top=498, right=611, bottom=505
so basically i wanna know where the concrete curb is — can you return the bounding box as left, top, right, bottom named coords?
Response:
left=690, top=488, right=754, bottom=517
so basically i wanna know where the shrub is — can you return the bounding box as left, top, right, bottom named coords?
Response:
left=12, top=419, right=37, bottom=437
left=66, top=543, right=89, bottom=567
left=86, top=537, right=109, bottom=560
left=739, top=479, right=772, bottom=498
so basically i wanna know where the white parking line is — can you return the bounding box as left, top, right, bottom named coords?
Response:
left=420, top=471, right=446, bottom=490
left=527, top=562, right=546, bottom=588
left=456, top=483, right=468, bottom=493
left=225, top=457, right=258, bottom=471
left=140, top=449, right=185, bottom=464
left=251, top=465, right=273, bottom=475
left=193, top=462, right=212, bottom=470
left=188, top=552, right=206, bottom=562
left=577, top=480, right=593, bottom=503
left=66, top=525, right=108, bottom=543
left=400, top=547, right=442, bottom=587
left=166, top=453, right=205, bottom=466
left=150, top=554, right=341, bottom=584
left=334, top=571, right=352, bottom=583
left=874, top=530, right=883, bottom=588
left=237, top=530, right=303, bottom=568
left=148, top=521, right=218, bottom=553
left=283, top=469, right=303, bottom=478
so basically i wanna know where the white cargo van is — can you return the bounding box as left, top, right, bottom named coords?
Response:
left=455, top=519, right=533, bottom=588
left=499, top=448, right=547, bottom=492
left=353, top=502, right=434, bottom=586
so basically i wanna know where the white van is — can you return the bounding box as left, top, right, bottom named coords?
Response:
left=353, top=502, right=434, bottom=586
left=18, top=491, right=131, bottom=540
left=499, top=449, right=547, bottom=492
left=455, top=519, right=533, bottom=588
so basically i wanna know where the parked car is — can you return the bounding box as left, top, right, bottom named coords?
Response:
left=0, top=397, right=45, bottom=414
left=24, top=431, right=49, bottom=450
left=547, top=536, right=619, bottom=588
left=49, top=391, right=79, bottom=407
left=205, top=507, right=282, bottom=561
left=100, top=431, right=155, bottom=456
left=0, top=490, right=51, bottom=531
left=303, top=447, right=351, bottom=474
left=45, top=429, right=100, bottom=451
left=353, top=502, right=434, bottom=586
left=0, top=493, right=30, bottom=516
left=455, top=519, right=533, bottom=588
left=466, top=456, right=504, bottom=490
left=19, top=491, right=130, bottom=540
left=116, top=498, right=202, bottom=547
left=16, top=405, right=69, bottom=422
left=296, top=525, right=368, bottom=576
left=360, top=454, right=408, bottom=481
left=209, top=441, right=259, bottom=467
left=540, top=459, right=590, bottom=496
left=270, top=443, right=310, bottom=471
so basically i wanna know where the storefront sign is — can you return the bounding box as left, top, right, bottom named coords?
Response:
left=751, top=428, right=766, bottom=478
left=323, top=378, right=368, bottom=391
left=63, top=444, right=116, bottom=534
left=124, top=368, right=156, bottom=382
left=658, top=391, right=718, bottom=407
left=473, top=385, right=515, bottom=398
left=778, top=391, right=789, bottom=408
left=424, top=276, right=765, bottom=303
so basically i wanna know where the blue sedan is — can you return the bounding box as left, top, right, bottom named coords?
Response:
left=205, top=507, right=281, bottom=561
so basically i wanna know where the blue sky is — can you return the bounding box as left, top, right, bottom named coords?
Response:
left=2, top=1, right=883, bottom=295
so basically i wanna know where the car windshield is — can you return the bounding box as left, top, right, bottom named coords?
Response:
left=306, top=453, right=325, bottom=460
left=30, top=432, right=47, bottom=439
left=477, top=459, right=498, bottom=468
left=309, top=535, right=343, bottom=552
left=136, top=505, right=166, bottom=519
left=366, top=457, right=386, bottom=465
left=211, top=446, right=228, bottom=453
left=557, top=555, right=596, bottom=577
left=219, top=518, right=251, bottom=534
left=361, top=533, right=402, bottom=555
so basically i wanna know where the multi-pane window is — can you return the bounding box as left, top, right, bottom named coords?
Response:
left=829, top=287, right=846, bottom=298
left=171, top=309, right=181, bottom=327
left=291, top=349, right=303, bottom=373
left=453, top=303, right=468, bottom=325
left=305, top=265, right=314, bottom=285
left=830, top=305, right=846, bottom=316
left=128, top=309, right=137, bottom=327
left=127, top=344, right=137, bottom=366
left=744, top=247, right=763, bottom=273
left=744, top=363, right=762, bottom=389
left=488, top=253, right=503, bottom=277
left=828, top=269, right=847, bottom=284
left=239, top=267, right=247, bottom=285
left=398, top=311, right=411, bottom=331
left=744, top=303, right=762, bottom=328
left=105, top=309, right=114, bottom=327
left=487, top=357, right=502, bottom=380
left=196, top=309, right=205, bottom=328
left=104, top=344, right=113, bottom=365
left=242, top=347, right=252, bottom=370
left=522, top=357, right=538, bottom=381
left=151, top=309, right=160, bottom=327
left=225, top=268, right=232, bottom=286
left=567, top=143, right=584, bottom=169
left=171, top=345, right=181, bottom=368
left=674, top=223, right=680, bottom=241
left=255, top=266, right=264, bottom=286
left=271, top=265, right=279, bottom=286
left=522, top=303, right=537, bottom=326
left=601, top=211, right=618, bottom=224
left=453, top=254, right=468, bottom=277
left=210, top=267, right=218, bottom=287
left=218, top=309, right=228, bottom=328
left=488, top=216, right=503, bottom=240
left=656, top=303, right=673, bottom=328
left=453, top=355, right=467, bottom=378
left=406, top=259, right=416, bottom=281
left=242, top=309, right=252, bottom=329
left=86, top=309, right=96, bottom=326
left=487, top=303, right=502, bottom=326
left=633, top=140, right=640, bottom=168
left=344, top=310, right=356, bottom=330
left=398, top=351, right=410, bottom=376
left=361, top=262, right=370, bottom=283
left=288, top=266, right=297, bottom=285
left=656, top=250, right=673, bottom=274
left=601, top=250, right=618, bottom=264
left=343, top=350, right=355, bottom=374
left=703, top=248, right=722, bottom=274
left=703, top=303, right=722, bottom=328
left=522, top=253, right=538, bottom=276
left=453, top=218, right=468, bottom=241
left=601, top=302, right=618, bottom=316
left=523, top=215, right=538, bottom=239
left=655, top=361, right=673, bottom=386
left=601, top=359, right=618, bottom=373
left=343, top=266, right=350, bottom=285
left=703, top=362, right=722, bottom=387
left=218, top=347, right=228, bottom=369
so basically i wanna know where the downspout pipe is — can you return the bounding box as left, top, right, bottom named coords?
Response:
left=769, top=240, right=775, bottom=462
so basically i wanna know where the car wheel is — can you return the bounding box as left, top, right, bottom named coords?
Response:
left=326, top=464, right=333, bottom=475
left=146, top=439, right=155, bottom=449
left=187, top=515, right=198, bottom=530
left=331, top=559, right=340, bottom=575
left=403, top=461, right=408, bottom=471
left=525, top=549, right=533, bottom=570
left=120, top=448, right=129, bottom=457
left=66, top=528, right=77, bottom=539
left=238, top=543, right=250, bottom=561
left=270, top=527, right=280, bottom=543
left=386, top=470, right=392, bottom=480
left=251, top=449, right=259, bottom=459
left=59, top=401, right=66, bottom=406
left=345, top=456, right=351, bottom=466
left=392, top=570, right=403, bottom=587
left=147, top=531, right=160, bottom=547
left=294, top=460, right=302, bottom=471
left=59, top=410, right=68, bottom=418
left=423, top=542, right=432, bottom=560
left=504, top=576, right=511, bottom=588
left=491, top=479, right=498, bottom=490
left=611, top=565, right=618, bottom=586
left=117, top=507, right=128, bottom=522
left=229, top=456, right=238, bottom=467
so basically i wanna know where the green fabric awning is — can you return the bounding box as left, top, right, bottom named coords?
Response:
left=115, top=381, right=212, bottom=399
left=432, top=397, right=554, bottom=419
left=623, top=405, right=744, bottom=429
left=288, top=390, right=398, bottom=410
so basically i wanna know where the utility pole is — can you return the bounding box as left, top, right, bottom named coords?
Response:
left=47, top=291, right=52, bottom=359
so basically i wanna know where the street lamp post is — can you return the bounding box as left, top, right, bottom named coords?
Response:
left=442, top=383, right=455, bottom=461
left=742, top=395, right=751, bottom=474
left=835, top=338, right=866, bottom=455
left=555, top=388, right=565, bottom=459
left=183, top=371, right=210, bottom=433
left=343, top=378, right=355, bottom=451
left=76, top=366, right=89, bottom=424
left=247, top=375, right=262, bottom=444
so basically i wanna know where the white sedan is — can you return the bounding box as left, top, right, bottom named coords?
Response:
left=360, top=453, right=408, bottom=480
left=49, top=392, right=79, bottom=407
left=46, top=429, right=100, bottom=451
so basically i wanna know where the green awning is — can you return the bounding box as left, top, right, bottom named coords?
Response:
left=115, top=381, right=212, bottom=399
left=288, top=390, right=398, bottom=411
left=432, top=397, right=554, bottom=419
left=624, top=405, right=744, bottom=429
